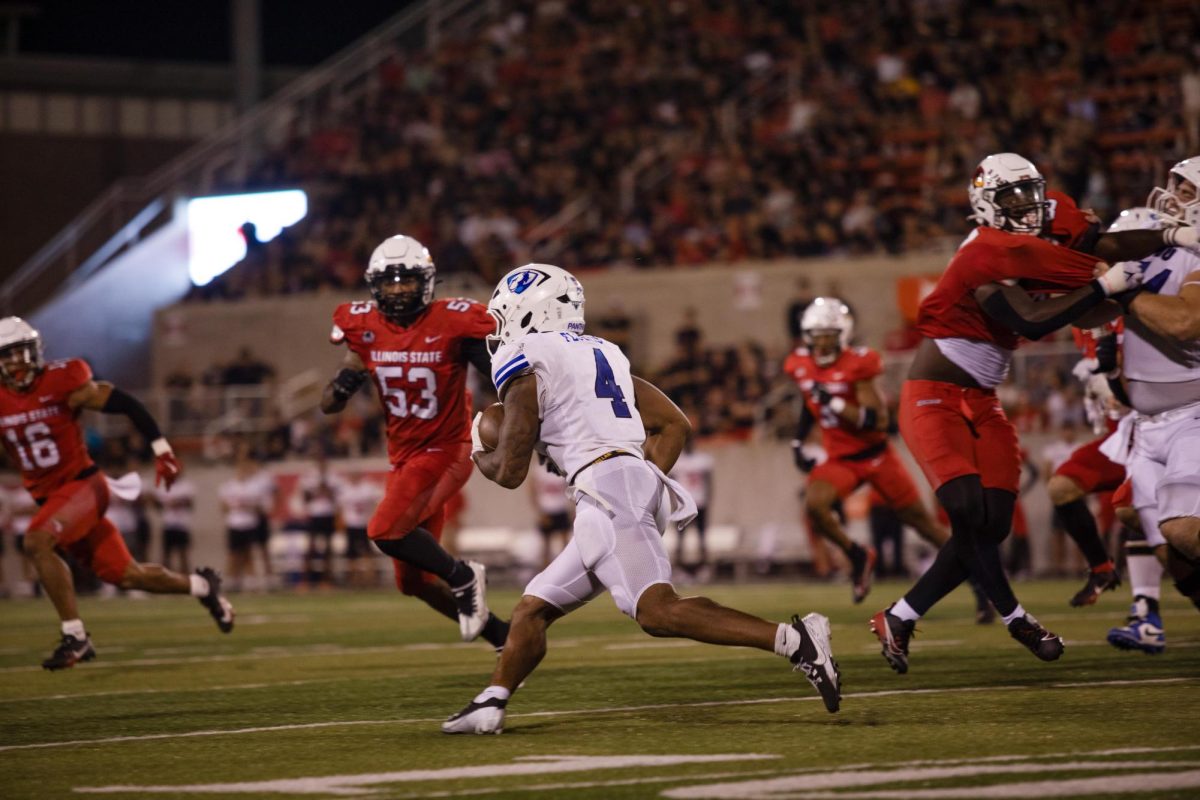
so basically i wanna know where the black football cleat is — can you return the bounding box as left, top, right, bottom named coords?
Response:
left=869, top=606, right=915, bottom=674
left=1069, top=568, right=1121, bottom=607
left=196, top=567, right=235, bottom=633
left=42, top=633, right=96, bottom=671
left=1008, top=613, right=1065, bottom=661
left=849, top=545, right=878, bottom=604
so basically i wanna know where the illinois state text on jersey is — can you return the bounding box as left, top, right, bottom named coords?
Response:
left=784, top=346, right=887, bottom=460
left=330, top=298, right=495, bottom=464
left=0, top=358, right=95, bottom=500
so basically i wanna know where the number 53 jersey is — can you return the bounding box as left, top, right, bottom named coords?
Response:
left=331, top=298, right=495, bottom=465
left=0, top=358, right=95, bottom=500
left=491, top=332, right=645, bottom=481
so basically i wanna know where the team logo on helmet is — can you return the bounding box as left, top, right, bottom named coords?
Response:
left=506, top=269, right=549, bottom=295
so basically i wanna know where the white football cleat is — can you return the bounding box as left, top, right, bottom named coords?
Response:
left=452, top=561, right=490, bottom=642
left=442, top=697, right=506, bottom=734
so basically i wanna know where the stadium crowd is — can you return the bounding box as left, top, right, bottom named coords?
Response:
left=185, top=0, right=1198, bottom=304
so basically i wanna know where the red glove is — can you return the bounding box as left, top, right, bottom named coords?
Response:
left=152, top=438, right=182, bottom=489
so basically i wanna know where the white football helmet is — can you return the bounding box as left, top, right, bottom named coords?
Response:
left=486, top=264, right=585, bottom=353
left=800, top=297, right=853, bottom=366
left=0, top=316, right=44, bottom=391
left=1105, top=206, right=1167, bottom=233
left=1147, top=157, right=1200, bottom=228
left=967, top=153, right=1049, bottom=235
left=365, top=235, right=436, bottom=320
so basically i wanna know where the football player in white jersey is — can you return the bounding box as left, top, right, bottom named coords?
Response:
left=442, top=264, right=841, bottom=734
left=1115, top=159, right=1200, bottom=628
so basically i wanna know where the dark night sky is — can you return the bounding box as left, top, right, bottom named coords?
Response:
left=17, top=1, right=412, bottom=65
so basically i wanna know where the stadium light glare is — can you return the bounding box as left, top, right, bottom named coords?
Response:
left=186, top=189, right=308, bottom=285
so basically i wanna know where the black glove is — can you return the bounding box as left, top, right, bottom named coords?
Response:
left=331, top=368, right=368, bottom=401
left=811, top=384, right=833, bottom=407
left=1092, top=334, right=1119, bottom=376
left=791, top=440, right=816, bottom=473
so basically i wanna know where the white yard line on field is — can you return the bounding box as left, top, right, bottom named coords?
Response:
left=2, top=676, right=1195, bottom=754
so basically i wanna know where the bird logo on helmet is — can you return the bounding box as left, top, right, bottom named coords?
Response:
left=364, top=235, right=436, bottom=321
left=967, top=153, right=1050, bottom=235
left=800, top=297, right=854, bottom=367
left=0, top=317, right=44, bottom=392
left=486, top=264, right=585, bottom=354
left=1147, top=157, right=1200, bottom=228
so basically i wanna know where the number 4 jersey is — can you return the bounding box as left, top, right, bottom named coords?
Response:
left=491, top=332, right=645, bottom=481
left=331, top=298, right=495, bottom=465
left=0, top=358, right=95, bottom=500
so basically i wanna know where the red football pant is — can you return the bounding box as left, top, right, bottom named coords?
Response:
left=29, top=471, right=133, bottom=584
left=809, top=446, right=921, bottom=509
left=899, top=380, right=1020, bottom=495
left=367, top=443, right=473, bottom=595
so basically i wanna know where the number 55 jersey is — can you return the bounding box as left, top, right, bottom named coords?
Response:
left=490, top=332, right=645, bottom=482
left=0, top=358, right=95, bottom=501
left=331, top=298, right=495, bottom=465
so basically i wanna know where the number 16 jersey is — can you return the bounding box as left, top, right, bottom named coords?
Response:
left=331, top=298, right=495, bottom=465
left=491, top=332, right=645, bottom=481
left=0, top=358, right=95, bottom=501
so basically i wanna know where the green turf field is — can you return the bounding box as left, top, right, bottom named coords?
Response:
left=0, top=580, right=1196, bottom=799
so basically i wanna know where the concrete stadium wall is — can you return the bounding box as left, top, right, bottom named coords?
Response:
left=151, top=252, right=949, bottom=384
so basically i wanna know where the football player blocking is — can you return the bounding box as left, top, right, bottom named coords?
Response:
left=871, top=152, right=1200, bottom=674
left=321, top=234, right=509, bottom=649
left=1102, top=158, right=1200, bottom=653
left=442, top=264, right=841, bottom=735
left=0, top=317, right=235, bottom=671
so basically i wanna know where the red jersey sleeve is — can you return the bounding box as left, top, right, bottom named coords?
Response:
left=330, top=301, right=375, bottom=357
left=448, top=298, right=497, bottom=340
left=1045, top=190, right=1097, bottom=250
left=43, top=358, right=93, bottom=396
left=847, top=348, right=883, bottom=382
left=971, top=228, right=1098, bottom=290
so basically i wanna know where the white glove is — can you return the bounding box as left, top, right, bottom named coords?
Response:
left=1163, top=225, right=1198, bottom=250
left=1097, top=261, right=1144, bottom=295
left=1071, top=357, right=1099, bottom=383
left=470, top=411, right=485, bottom=455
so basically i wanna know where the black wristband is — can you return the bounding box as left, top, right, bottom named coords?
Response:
left=331, top=368, right=367, bottom=401
left=102, top=387, right=164, bottom=443
left=858, top=407, right=879, bottom=430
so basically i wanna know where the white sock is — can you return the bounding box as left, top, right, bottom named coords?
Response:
left=62, top=619, right=86, bottom=639
left=474, top=685, right=511, bottom=703
left=1128, top=554, right=1163, bottom=601
left=189, top=574, right=210, bottom=597
left=774, top=622, right=801, bottom=657
left=891, top=599, right=920, bottom=623
left=1002, top=604, right=1027, bottom=626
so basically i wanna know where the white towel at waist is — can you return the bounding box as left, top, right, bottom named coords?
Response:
left=105, top=471, right=143, bottom=502
left=1098, top=412, right=1136, bottom=466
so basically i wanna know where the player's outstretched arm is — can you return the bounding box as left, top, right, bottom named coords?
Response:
left=1128, top=270, right=1200, bottom=341
left=473, top=374, right=539, bottom=489
left=1095, top=225, right=1199, bottom=264
left=321, top=350, right=368, bottom=414
left=975, top=263, right=1138, bottom=341
left=70, top=380, right=181, bottom=488
left=632, top=376, right=690, bottom=474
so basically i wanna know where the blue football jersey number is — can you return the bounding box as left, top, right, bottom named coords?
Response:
left=592, top=349, right=632, bottom=418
